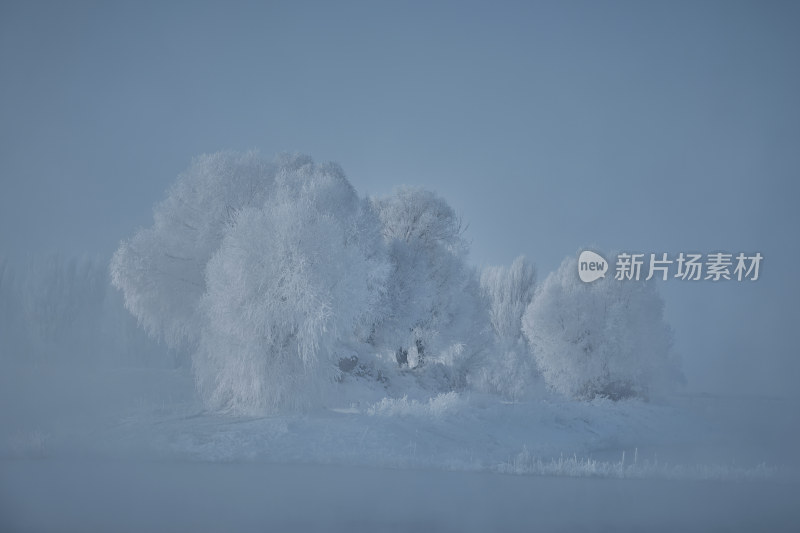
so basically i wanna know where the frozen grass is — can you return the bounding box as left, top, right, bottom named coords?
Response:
left=499, top=446, right=777, bottom=481
left=366, top=391, right=463, bottom=417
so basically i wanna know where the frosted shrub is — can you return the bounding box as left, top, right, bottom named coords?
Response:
left=366, top=392, right=463, bottom=417
left=522, top=256, right=679, bottom=400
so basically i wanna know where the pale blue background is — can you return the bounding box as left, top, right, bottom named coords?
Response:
left=1, top=0, right=798, bottom=397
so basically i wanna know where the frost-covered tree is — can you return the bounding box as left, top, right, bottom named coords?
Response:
left=370, top=187, right=489, bottom=387
left=522, top=256, right=679, bottom=400
left=12, top=256, right=107, bottom=360
left=196, top=163, right=388, bottom=413
left=110, top=151, right=284, bottom=349
left=0, top=257, right=27, bottom=361
left=472, top=256, right=538, bottom=399
left=482, top=256, right=536, bottom=344
left=112, top=152, right=389, bottom=413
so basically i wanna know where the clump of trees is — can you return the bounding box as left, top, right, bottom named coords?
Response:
left=111, top=151, right=681, bottom=413
left=111, top=153, right=489, bottom=413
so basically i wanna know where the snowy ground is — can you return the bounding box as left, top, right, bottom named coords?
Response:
left=1, top=364, right=799, bottom=531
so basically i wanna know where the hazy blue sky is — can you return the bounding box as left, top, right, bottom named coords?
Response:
left=1, top=1, right=798, bottom=397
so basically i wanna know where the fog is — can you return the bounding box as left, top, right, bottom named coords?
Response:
left=2, top=0, right=798, bottom=398
left=1, top=1, right=798, bottom=530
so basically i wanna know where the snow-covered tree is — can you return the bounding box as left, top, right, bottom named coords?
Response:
left=0, top=257, right=27, bottom=361
left=482, top=256, right=537, bottom=344
left=4, top=256, right=104, bottom=361
left=522, top=255, right=679, bottom=400
left=472, top=256, right=538, bottom=399
left=112, top=152, right=389, bottom=413
left=195, top=163, right=388, bottom=413
left=110, top=151, right=277, bottom=349
left=370, top=187, right=489, bottom=388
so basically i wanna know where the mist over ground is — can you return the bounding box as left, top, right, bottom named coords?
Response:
left=1, top=1, right=799, bottom=531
